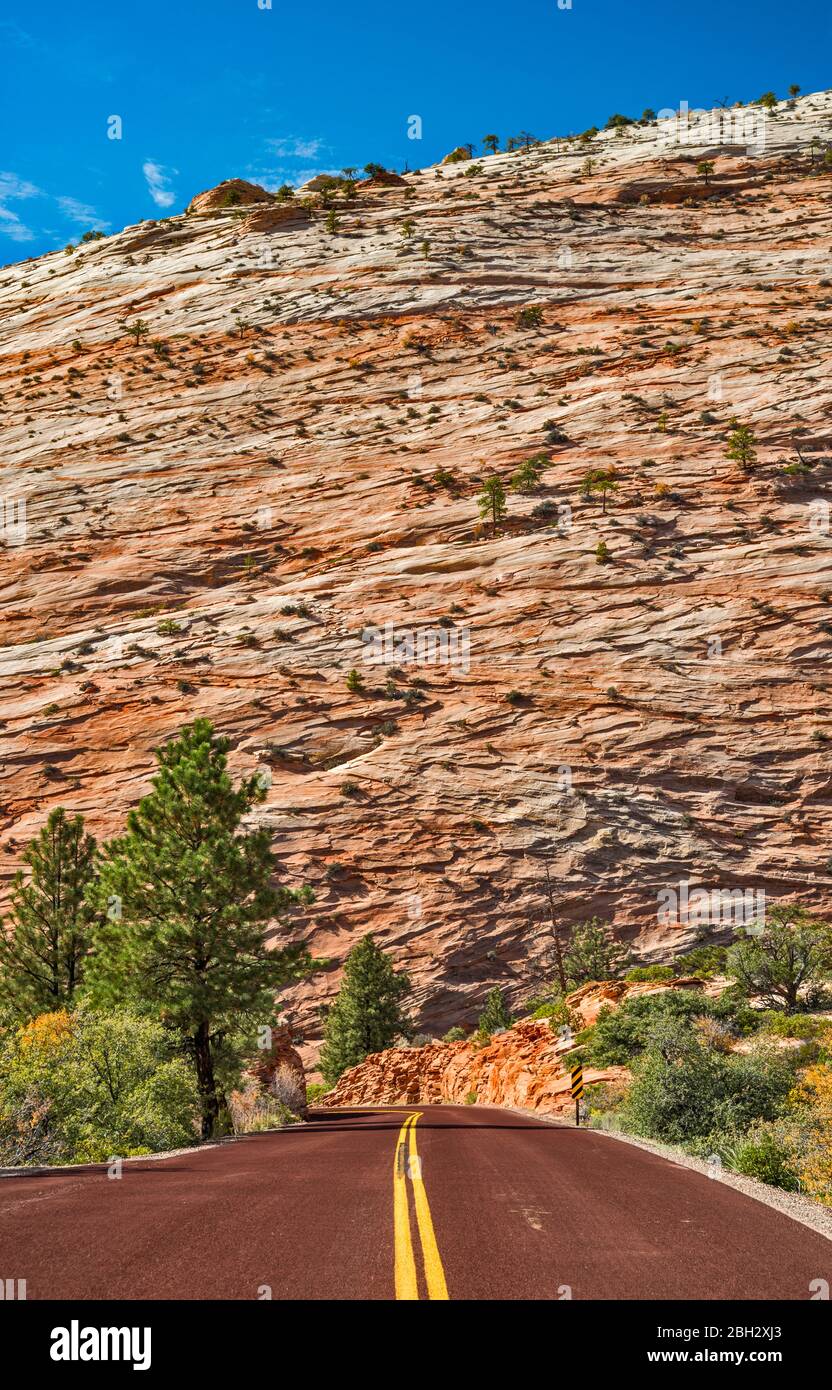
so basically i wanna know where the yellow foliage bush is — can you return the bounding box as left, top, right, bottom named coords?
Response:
left=18, top=1009, right=74, bottom=1055
left=790, top=1064, right=832, bottom=1205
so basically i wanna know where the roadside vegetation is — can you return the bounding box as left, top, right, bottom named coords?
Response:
left=0, top=720, right=317, bottom=1164
left=524, top=909, right=832, bottom=1204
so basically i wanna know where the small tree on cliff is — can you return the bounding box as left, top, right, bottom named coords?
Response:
left=319, top=935, right=412, bottom=1085
left=123, top=318, right=150, bottom=347
left=0, top=808, right=97, bottom=1019
left=726, top=423, right=757, bottom=470
left=85, top=719, right=311, bottom=1139
left=563, top=918, right=632, bottom=987
left=477, top=986, right=512, bottom=1036
left=477, top=475, right=507, bottom=534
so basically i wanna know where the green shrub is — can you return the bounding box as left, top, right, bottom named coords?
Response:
left=592, top=995, right=695, bottom=1069
left=620, top=1021, right=795, bottom=1146
left=727, top=904, right=832, bottom=1012
left=673, top=945, right=728, bottom=979
left=305, top=1082, right=331, bottom=1104
left=624, top=965, right=675, bottom=983
left=563, top=918, right=632, bottom=987
left=464, top=1090, right=477, bottom=1105
left=727, top=1125, right=800, bottom=1190
left=522, top=988, right=574, bottom=1030
left=529, top=1000, right=572, bottom=1025
left=477, top=986, right=512, bottom=1035
left=758, top=1011, right=823, bottom=1039
left=442, top=1026, right=467, bottom=1042
left=516, top=305, right=543, bottom=328
left=0, top=1008, right=199, bottom=1165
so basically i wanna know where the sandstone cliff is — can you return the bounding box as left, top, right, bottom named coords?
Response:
left=2, top=94, right=832, bottom=1060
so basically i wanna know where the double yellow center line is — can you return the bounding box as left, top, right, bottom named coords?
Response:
left=392, top=1112, right=450, bottom=1300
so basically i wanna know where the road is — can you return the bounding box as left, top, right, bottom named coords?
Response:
left=1, top=1105, right=829, bottom=1300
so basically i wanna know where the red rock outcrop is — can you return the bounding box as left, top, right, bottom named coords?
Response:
left=187, top=178, right=273, bottom=213
left=356, top=170, right=407, bottom=189
left=321, top=1019, right=626, bottom=1116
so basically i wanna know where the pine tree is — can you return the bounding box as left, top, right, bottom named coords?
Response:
left=726, top=423, right=757, bottom=469
left=477, top=476, right=507, bottom=533
left=510, top=454, right=548, bottom=494
left=123, top=318, right=150, bottom=347
left=477, top=986, right=512, bottom=1035
left=0, top=808, right=96, bottom=1019
left=319, top=934, right=412, bottom=1085
left=582, top=467, right=618, bottom=514
left=85, top=719, right=310, bottom=1138
left=563, top=918, right=632, bottom=986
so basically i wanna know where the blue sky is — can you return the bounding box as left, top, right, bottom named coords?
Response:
left=1, top=0, right=829, bottom=262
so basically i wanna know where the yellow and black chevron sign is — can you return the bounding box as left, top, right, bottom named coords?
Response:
left=569, top=1063, right=584, bottom=1100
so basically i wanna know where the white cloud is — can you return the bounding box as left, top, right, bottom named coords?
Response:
left=0, top=171, right=42, bottom=201
left=56, top=196, right=110, bottom=229
left=142, top=160, right=178, bottom=208
left=265, top=136, right=326, bottom=160
left=0, top=205, right=35, bottom=242
left=0, top=22, right=34, bottom=50
left=0, top=170, right=42, bottom=242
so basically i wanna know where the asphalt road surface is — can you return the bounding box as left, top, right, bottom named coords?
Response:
left=1, top=1105, right=829, bottom=1300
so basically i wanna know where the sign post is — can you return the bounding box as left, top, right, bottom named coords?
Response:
left=569, top=1062, right=584, bottom=1127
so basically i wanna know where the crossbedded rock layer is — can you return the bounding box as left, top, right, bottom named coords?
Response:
left=2, top=95, right=832, bottom=1059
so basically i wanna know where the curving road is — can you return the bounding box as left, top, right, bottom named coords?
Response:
left=1, top=1104, right=829, bottom=1300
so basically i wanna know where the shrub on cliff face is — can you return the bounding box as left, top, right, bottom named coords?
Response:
left=563, top=918, right=632, bottom=988
left=516, top=305, right=543, bottom=329
left=319, top=934, right=412, bottom=1085
left=306, top=1082, right=331, bottom=1104
left=624, top=965, right=674, bottom=983
left=673, top=944, right=728, bottom=979
left=477, top=986, right=512, bottom=1037
left=522, top=988, right=574, bottom=1029
left=726, top=423, right=757, bottom=469
left=442, top=1026, right=467, bottom=1042
left=476, top=475, right=507, bottom=532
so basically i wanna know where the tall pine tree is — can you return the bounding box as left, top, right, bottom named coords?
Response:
left=0, top=808, right=96, bottom=1019
left=319, top=934, right=412, bottom=1085
left=86, top=719, right=309, bottom=1138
